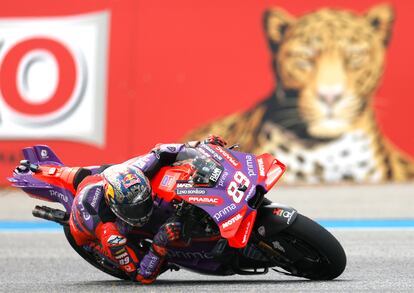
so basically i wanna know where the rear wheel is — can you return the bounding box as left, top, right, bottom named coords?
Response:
left=267, top=213, right=346, bottom=280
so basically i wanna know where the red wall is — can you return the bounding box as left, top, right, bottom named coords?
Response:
left=1, top=0, right=413, bottom=184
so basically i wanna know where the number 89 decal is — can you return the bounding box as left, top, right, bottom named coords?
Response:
left=227, top=171, right=250, bottom=203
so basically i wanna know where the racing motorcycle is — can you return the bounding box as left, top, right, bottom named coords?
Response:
left=9, top=144, right=346, bottom=281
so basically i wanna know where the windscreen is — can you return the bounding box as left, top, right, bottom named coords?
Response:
left=175, top=147, right=223, bottom=187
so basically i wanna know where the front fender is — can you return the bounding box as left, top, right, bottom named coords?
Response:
left=254, top=203, right=298, bottom=237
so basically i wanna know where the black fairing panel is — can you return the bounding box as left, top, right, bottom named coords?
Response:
left=254, top=203, right=298, bottom=237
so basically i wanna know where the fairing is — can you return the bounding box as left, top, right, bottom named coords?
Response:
left=8, top=146, right=83, bottom=212
left=151, top=145, right=286, bottom=248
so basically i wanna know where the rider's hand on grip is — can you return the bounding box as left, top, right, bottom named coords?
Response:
left=204, top=134, right=227, bottom=147
left=153, top=222, right=181, bottom=248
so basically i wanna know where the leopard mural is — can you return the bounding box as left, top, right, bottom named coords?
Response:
left=185, top=4, right=414, bottom=184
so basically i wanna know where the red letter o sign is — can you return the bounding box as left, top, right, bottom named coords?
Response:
left=0, top=38, right=77, bottom=116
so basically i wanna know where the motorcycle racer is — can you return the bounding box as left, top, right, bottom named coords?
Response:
left=10, top=135, right=346, bottom=283
left=67, top=135, right=227, bottom=284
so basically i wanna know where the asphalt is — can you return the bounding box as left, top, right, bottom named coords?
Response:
left=1, top=229, right=414, bottom=292
left=1, top=184, right=414, bottom=292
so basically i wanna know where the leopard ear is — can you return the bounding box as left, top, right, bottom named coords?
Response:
left=365, top=4, right=394, bottom=47
left=264, top=8, right=295, bottom=52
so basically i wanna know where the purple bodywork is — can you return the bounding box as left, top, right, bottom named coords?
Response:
left=175, top=144, right=264, bottom=228
left=9, top=145, right=102, bottom=213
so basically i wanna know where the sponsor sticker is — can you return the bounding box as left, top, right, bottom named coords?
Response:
left=273, top=208, right=296, bottom=225
left=115, top=252, right=128, bottom=260
left=49, top=189, right=68, bottom=203
left=209, top=167, right=222, bottom=183
left=182, top=195, right=223, bottom=205
left=176, top=188, right=207, bottom=195
left=257, top=158, right=265, bottom=177
left=213, top=203, right=237, bottom=221
left=245, top=155, right=256, bottom=177
left=212, top=145, right=240, bottom=168
left=242, top=220, right=252, bottom=244
left=123, top=174, right=140, bottom=188
left=40, top=149, right=49, bottom=159
left=161, top=175, right=173, bottom=187
left=218, top=170, right=229, bottom=187
left=107, top=235, right=127, bottom=245
left=90, top=187, right=101, bottom=208
left=167, top=250, right=214, bottom=260
left=202, top=144, right=223, bottom=162
left=221, top=213, right=243, bottom=229
left=176, top=182, right=192, bottom=188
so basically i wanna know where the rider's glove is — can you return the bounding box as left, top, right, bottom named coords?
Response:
left=135, top=222, right=181, bottom=284
left=153, top=222, right=181, bottom=247
left=203, top=134, right=227, bottom=147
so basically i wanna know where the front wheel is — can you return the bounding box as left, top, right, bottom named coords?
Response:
left=267, top=213, right=346, bottom=280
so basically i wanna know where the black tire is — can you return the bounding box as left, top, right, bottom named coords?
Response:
left=269, top=213, right=346, bottom=280
left=63, top=226, right=130, bottom=280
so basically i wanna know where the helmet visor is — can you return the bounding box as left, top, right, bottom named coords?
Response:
left=110, top=195, right=153, bottom=227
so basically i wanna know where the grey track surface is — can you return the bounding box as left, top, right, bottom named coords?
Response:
left=1, top=185, right=414, bottom=292
left=1, top=230, right=414, bottom=292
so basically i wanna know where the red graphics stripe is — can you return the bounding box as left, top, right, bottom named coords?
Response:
left=228, top=210, right=257, bottom=248
left=212, top=145, right=240, bottom=169
left=32, top=165, right=87, bottom=196
left=255, top=153, right=286, bottom=189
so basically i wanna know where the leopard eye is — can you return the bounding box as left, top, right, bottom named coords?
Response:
left=295, top=58, right=314, bottom=71
left=345, top=47, right=369, bottom=70
left=287, top=50, right=315, bottom=72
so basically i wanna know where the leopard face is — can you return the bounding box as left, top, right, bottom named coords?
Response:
left=265, top=4, right=394, bottom=139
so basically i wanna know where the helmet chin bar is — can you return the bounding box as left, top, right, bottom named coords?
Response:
left=110, top=204, right=153, bottom=227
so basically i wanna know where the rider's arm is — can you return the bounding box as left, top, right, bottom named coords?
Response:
left=69, top=178, right=140, bottom=280
left=124, top=143, right=190, bottom=178
left=125, top=135, right=227, bottom=178
left=136, top=220, right=181, bottom=284
left=95, top=221, right=140, bottom=279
